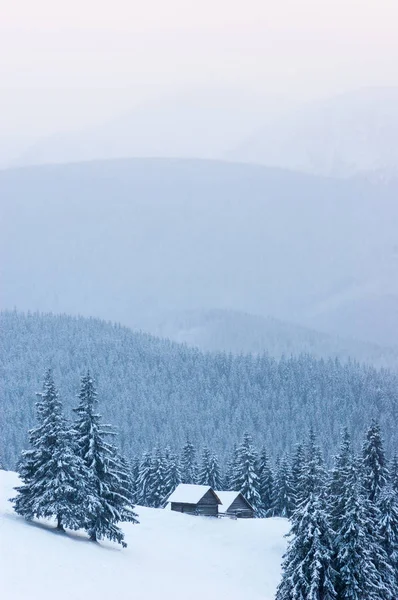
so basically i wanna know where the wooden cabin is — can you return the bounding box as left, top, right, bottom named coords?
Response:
left=216, top=490, right=255, bottom=518
left=167, top=484, right=221, bottom=517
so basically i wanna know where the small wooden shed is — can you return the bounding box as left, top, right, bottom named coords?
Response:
left=216, top=491, right=255, bottom=518
left=167, top=484, right=221, bottom=517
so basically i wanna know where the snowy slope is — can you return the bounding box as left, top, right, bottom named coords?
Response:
left=0, top=471, right=288, bottom=600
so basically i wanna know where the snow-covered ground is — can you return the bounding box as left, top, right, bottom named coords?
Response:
left=0, top=471, right=288, bottom=600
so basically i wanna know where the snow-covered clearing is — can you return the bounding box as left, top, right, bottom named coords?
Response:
left=0, top=471, right=288, bottom=600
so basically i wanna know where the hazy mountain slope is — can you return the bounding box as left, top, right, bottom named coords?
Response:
left=2, top=311, right=398, bottom=469
left=231, top=87, right=398, bottom=179
left=146, top=309, right=398, bottom=369
left=0, top=471, right=289, bottom=600
left=1, top=158, right=397, bottom=345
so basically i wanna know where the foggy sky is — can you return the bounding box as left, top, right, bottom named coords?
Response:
left=2, top=0, right=398, bottom=154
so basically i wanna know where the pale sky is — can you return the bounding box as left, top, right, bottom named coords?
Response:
left=1, top=0, right=398, bottom=147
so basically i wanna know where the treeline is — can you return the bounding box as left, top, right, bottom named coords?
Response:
left=2, top=310, right=398, bottom=469
left=11, top=370, right=138, bottom=547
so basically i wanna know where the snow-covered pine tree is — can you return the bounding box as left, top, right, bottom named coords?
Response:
left=276, top=490, right=337, bottom=600
left=328, top=427, right=353, bottom=531
left=197, top=447, right=223, bottom=490
left=129, top=456, right=140, bottom=504
left=335, top=457, right=396, bottom=600
left=224, top=444, right=238, bottom=491
left=270, top=455, right=294, bottom=518
left=136, top=451, right=154, bottom=506
left=378, top=485, right=398, bottom=591
left=180, top=440, right=197, bottom=484
left=231, top=433, right=261, bottom=513
left=12, top=369, right=89, bottom=530
left=150, top=447, right=168, bottom=508
left=163, top=450, right=181, bottom=502
left=362, top=419, right=389, bottom=503
left=258, top=448, right=273, bottom=516
left=73, top=371, right=138, bottom=546
left=390, top=454, right=398, bottom=492
left=290, top=443, right=305, bottom=512
left=295, top=428, right=325, bottom=509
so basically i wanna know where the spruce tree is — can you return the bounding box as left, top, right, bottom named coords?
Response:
left=335, top=458, right=395, bottom=600
left=180, top=440, right=197, bottom=484
left=378, top=486, right=398, bottom=591
left=328, top=428, right=353, bottom=531
left=136, top=451, right=154, bottom=506
left=163, top=450, right=181, bottom=501
left=362, top=419, right=389, bottom=503
left=197, top=447, right=223, bottom=490
left=150, top=447, right=167, bottom=508
left=270, top=455, right=293, bottom=518
left=290, top=442, right=305, bottom=512
left=258, top=448, right=273, bottom=516
left=390, top=454, right=398, bottom=492
left=73, top=371, right=138, bottom=546
left=231, top=433, right=261, bottom=513
left=12, top=370, right=89, bottom=530
left=296, top=428, right=325, bottom=509
left=276, top=491, right=337, bottom=600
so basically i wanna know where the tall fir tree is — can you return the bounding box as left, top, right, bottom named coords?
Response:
left=258, top=447, right=274, bottom=516
left=276, top=491, right=337, bottom=600
left=197, top=447, right=223, bottom=490
left=12, top=370, right=89, bottom=531
left=231, top=433, right=261, bottom=513
left=362, top=419, right=389, bottom=503
left=180, top=440, right=197, bottom=484
left=136, top=451, right=154, bottom=506
left=163, top=450, right=181, bottom=501
left=378, top=485, right=398, bottom=592
left=390, top=454, right=398, bottom=492
left=335, top=457, right=395, bottom=600
left=73, top=371, right=138, bottom=546
left=270, top=455, right=294, bottom=518
left=328, top=428, right=353, bottom=531
left=296, top=428, right=325, bottom=509
left=150, top=447, right=167, bottom=508
left=290, top=442, right=305, bottom=512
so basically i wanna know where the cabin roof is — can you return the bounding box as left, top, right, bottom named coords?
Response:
left=216, top=490, right=254, bottom=512
left=167, top=483, right=221, bottom=505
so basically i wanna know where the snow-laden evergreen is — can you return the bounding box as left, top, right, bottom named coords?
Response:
left=328, top=428, right=353, bottom=531
left=162, top=450, right=182, bottom=502
left=150, top=448, right=168, bottom=508
left=270, top=455, right=293, bottom=518
left=73, top=372, right=138, bottom=546
left=12, top=370, right=89, bottom=530
left=197, top=447, right=223, bottom=490
left=335, top=457, right=396, bottom=599
left=180, top=440, right=197, bottom=484
left=276, top=491, right=337, bottom=600
left=136, top=452, right=154, bottom=506
left=378, top=486, right=398, bottom=591
left=362, top=419, right=389, bottom=503
left=258, top=448, right=273, bottom=516
left=230, top=433, right=261, bottom=513
left=289, top=443, right=305, bottom=512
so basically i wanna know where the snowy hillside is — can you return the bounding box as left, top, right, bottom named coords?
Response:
left=1, top=158, right=398, bottom=346
left=0, top=471, right=288, bottom=600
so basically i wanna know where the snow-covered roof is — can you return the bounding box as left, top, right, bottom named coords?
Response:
left=167, top=484, right=221, bottom=504
left=216, top=491, right=254, bottom=513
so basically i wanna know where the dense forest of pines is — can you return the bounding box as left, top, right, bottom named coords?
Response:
left=10, top=369, right=398, bottom=595
left=1, top=311, right=398, bottom=469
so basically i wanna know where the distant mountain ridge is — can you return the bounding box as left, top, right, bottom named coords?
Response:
left=146, top=309, right=398, bottom=370
left=1, top=158, right=397, bottom=346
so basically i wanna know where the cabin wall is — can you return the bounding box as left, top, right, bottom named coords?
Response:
left=228, top=496, right=254, bottom=518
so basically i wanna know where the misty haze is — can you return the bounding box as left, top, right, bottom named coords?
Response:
left=1, top=2, right=398, bottom=600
